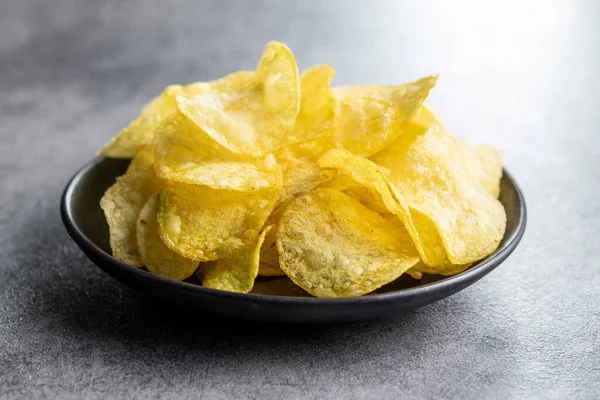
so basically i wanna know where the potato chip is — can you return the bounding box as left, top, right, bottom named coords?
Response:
left=318, top=148, right=447, bottom=267
left=281, top=76, right=437, bottom=161
left=285, top=65, right=336, bottom=145
left=277, top=153, right=335, bottom=203
left=384, top=103, right=503, bottom=199
left=410, top=260, right=471, bottom=277
left=277, top=188, right=420, bottom=298
left=183, top=70, right=254, bottom=95
left=387, top=104, right=503, bottom=198
left=100, top=146, right=163, bottom=265
left=98, top=71, right=256, bottom=159
left=157, top=182, right=282, bottom=261
left=258, top=250, right=285, bottom=276
left=202, top=225, right=273, bottom=292
left=371, top=121, right=506, bottom=265
left=137, top=194, right=199, bottom=280
left=98, top=86, right=183, bottom=158
left=461, top=141, right=503, bottom=198
left=153, top=114, right=283, bottom=191
left=321, top=173, right=390, bottom=215
left=176, top=42, right=300, bottom=157
left=331, top=75, right=437, bottom=157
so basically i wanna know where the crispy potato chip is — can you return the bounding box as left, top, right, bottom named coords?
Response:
left=153, top=114, right=282, bottom=191
left=285, top=65, right=336, bottom=145
left=382, top=103, right=503, bottom=199
left=98, top=86, right=183, bottom=158
left=183, top=71, right=254, bottom=95
left=258, top=250, right=285, bottom=276
left=405, top=269, right=423, bottom=280
left=371, top=121, right=506, bottom=265
left=255, top=155, right=336, bottom=277
left=282, top=76, right=437, bottom=161
left=277, top=188, right=420, bottom=298
left=322, top=173, right=391, bottom=215
left=385, top=103, right=503, bottom=198
left=276, top=152, right=335, bottom=203
left=318, top=148, right=447, bottom=267
left=411, top=103, right=437, bottom=129
left=100, top=146, right=163, bottom=265
left=257, top=204, right=287, bottom=277
left=98, top=71, right=256, bottom=159
left=176, top=42, right=300, bottom=157
left=202, top=226, right=273, bottom=292
left=331, top=75, right=437, bottom=157
left=461, top=141, right=503, bottom=198
left=410, top=260, right=471, bottom=277
left=157, top=182, right=282, bottom=261
left=137, top=194, right=199, bottom=280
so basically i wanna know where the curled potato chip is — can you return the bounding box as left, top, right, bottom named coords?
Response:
left=137, top=194, right=199, bottom=280
left=371, top=121, right=506, bottom=265
left=285, top=65, right=336, bottom=145
left=282, top=76, right=437, bottom=161
left=153, top=114, right=282, bottom=191
left=461, top=142, right=503, bottom=198
left=177, top=42, right=300, bottom=157
left=100, top=146, right=163, bottom=265
left=202, top=226, right=273, bottom=293
left=410, top=260, right=471, bottom=277
left=331, top=75, right=438, bottom=157
left=386, top=103, right=503, bottom=198
left=255, top=156, right=336, bottom=277
left=258, top=250, right=285, bottom=276
left=98, top=86, right=183, bottom=158
left=277, top=188, right=420, bottom=298
left=157, top=182, right=282, bottom=261
left=98, top=71, right=256, bottom=159
left=277, top=152, right=335, bottom=203
left=318, top=148, right=446, bottom=267
left=183, top=71, right=254, bottom=95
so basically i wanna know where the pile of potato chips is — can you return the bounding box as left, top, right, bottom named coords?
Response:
left=99, top=41, right=506, bottom=298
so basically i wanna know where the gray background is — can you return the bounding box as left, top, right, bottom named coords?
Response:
left=1, top=0, right=599, bottom=399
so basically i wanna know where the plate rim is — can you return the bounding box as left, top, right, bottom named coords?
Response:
left=61, top=157, right=527, bottom=305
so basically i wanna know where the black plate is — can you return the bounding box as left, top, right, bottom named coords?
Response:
left=61, top=157, right=526, bottom=323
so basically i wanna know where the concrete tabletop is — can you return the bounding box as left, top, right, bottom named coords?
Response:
left=1, top=0, right=599, bottom=398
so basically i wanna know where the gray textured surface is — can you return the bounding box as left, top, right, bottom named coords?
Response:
left=1, top=0, right=599, bottom=398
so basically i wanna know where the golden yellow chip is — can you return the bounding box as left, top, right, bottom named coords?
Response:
left=98, top=71, right=255, bottom=159
left=410, top=260, right=471, bottom=277
left=277, top=188, right=420, bottom=298
left=157, top=182, right=282, bottom=261
left=331, top=75, right=437, bottom=157
left=202, top=226, right=273, bottom=293
left=277, top=153, right=335, bottom=203
left=460, top=141, right=503, bottom=198
left=153, top=114, right=282, bottom=191
left=318, top=148, right=447, bottom=267
left=183, top=70, right=254, bottom=95
left=176, top=42, right=300, bottom=157
left=98, top=86, right=183, bottom=158
left=371, top=121, right=506, bottom=265
left=137, top=194, right=199, bottom=280
left=385, top=102, right=503, bottom=199
left=285, top=65, right=336, bottom=145
left=321, top=173, right=390, bottom=215
left=100, top=146, right=163, bottom=265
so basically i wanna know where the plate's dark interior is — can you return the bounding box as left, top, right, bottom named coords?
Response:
left=66, top=158, right=525, bottom=295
